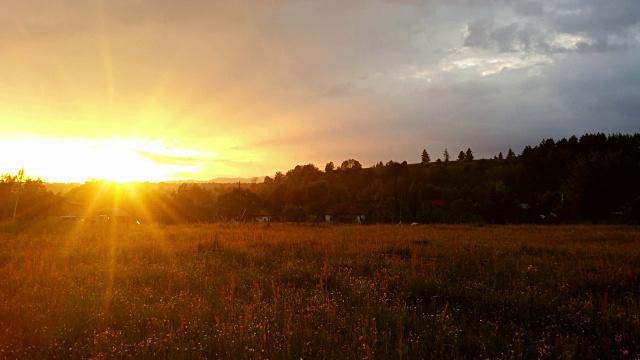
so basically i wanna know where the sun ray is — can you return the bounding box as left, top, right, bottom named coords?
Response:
left=10, top=7, right=99, bottom=128
left=98, top=0, right=115, bottom=103
left=143, top=189, right=187, bottom=224
left=100, top=225, right=116, bottom=331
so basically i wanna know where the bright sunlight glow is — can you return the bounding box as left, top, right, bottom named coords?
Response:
left=0, top=137, right=202, bottom=183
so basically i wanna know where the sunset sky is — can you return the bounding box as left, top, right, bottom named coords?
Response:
left=1, top=1, right=639, bottom=183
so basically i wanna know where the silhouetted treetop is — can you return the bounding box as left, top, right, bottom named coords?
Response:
left=325, top=162, right=335, bottom=172
left=465, top=148, right=474, bottom=161
left=340, top=159, right=362, bottom=171
left=421, top=149, right=430, bottom=164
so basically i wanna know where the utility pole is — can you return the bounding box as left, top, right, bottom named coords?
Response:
left=12, top=169, right=25, bottom=224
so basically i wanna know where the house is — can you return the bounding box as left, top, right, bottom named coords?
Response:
left=245, top=209, right=272, bottom=223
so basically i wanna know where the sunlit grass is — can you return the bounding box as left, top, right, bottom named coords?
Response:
left=0, top=221, right=638, bottom=358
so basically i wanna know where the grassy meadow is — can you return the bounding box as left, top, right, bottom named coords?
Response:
left=0, top=221, right=639, bottom=359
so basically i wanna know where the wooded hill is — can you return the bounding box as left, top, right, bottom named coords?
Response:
left=2, top=133, right=639, bottom=224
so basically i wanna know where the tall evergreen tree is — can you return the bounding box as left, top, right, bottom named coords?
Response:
left=444, top=149, right=450, bottom=162
left=421, top=149, right=431, bottom=164
left=458, top=151, right=466, bottom=161
left=465, top=148, right=474, bottom=161
left=507, top=148, right=516, bottom=160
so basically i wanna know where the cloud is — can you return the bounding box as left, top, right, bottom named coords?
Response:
left=550, top=0, right=640, bottom=36
left=461, top=0, right=639, bottom=56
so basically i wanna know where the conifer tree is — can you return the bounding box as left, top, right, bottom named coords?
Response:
left=421, top=149, right=430, bottom=164
left=465, top=148, right=474, bottom=161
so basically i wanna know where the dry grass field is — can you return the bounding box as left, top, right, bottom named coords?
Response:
left=1, top=221, right=639, bottom=359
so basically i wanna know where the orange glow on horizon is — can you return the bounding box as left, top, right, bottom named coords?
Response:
left=0, top=137, right=210, bottom=183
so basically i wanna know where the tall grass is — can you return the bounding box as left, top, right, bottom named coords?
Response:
left=0, top=221, right=638, bottom=358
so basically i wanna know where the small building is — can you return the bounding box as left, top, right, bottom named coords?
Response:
left=245, top=209, right=272, bottom=223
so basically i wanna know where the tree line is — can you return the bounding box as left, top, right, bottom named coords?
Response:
left=2, top=133, right=639, bottom=224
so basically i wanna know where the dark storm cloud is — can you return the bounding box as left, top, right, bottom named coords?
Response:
left=551, top=0, right=640, bottom=35
left=467, top=1, right=638, bottom=46
left=463, top=20, right=539, bottom=53
left=512, top=1, right=545, bottom=17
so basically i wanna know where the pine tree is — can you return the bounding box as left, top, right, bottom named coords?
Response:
left=421, top=149, right=431, bottom=164
left=465, top=148, right=474, bottom=161
left=444, top=149, right=450, bottom=162
left=498, top=152, right=504, bottom=160
left=458, top=151, right=466, bottom=161
left=507, top=148, right=516, bottom=160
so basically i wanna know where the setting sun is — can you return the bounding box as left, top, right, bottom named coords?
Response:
left=72, top=141, right=170, bottom=183
left=0, top=137, right=202, bottom=183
